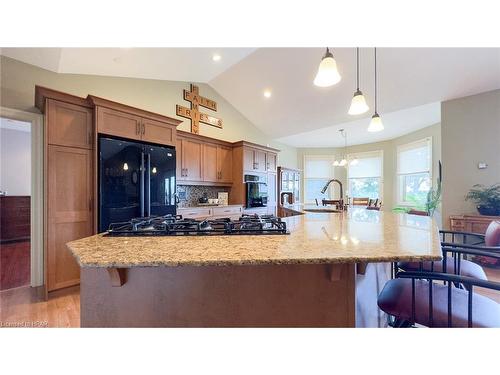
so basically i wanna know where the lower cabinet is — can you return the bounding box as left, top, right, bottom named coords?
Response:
left=47, top=145, right=93, bottom=291
left=178, top=205, right=243, bottom=220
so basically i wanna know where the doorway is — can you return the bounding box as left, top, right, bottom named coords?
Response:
left=0, top=108, right=43, bottom=291
left=0, top=117, right=31, bottom=289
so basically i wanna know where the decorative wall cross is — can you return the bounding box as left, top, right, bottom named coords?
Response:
left=176, top=84, right=223, bottom=134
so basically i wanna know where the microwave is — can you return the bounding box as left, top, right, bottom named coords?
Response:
left=244, top=174, right=268, bottom=208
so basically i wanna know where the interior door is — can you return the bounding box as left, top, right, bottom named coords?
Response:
left=147, top=144, right=176, bottom=216
left=217, top=146, right=233, bottom=183
left=47, top=145, right=92, bottom=291
left=99, top=137, right=143, bottom=232
left=202, top=143, right=218, bottom=182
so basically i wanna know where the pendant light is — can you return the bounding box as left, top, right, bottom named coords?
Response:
left=367, top=47, right=384, bottom=132
left=334, top=129, right=349, bottom=167
left=348, top=48, right=369, bottom=115
left=314, top=48, right=341, bottom=87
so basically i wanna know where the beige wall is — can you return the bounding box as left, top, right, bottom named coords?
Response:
left=297, top=123, right=442, bottom=214
left=0, top=55, right=298, bottom=168
left=441, top=89, right=500, bottom=227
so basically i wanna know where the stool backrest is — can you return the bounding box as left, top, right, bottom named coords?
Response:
left=485, top=220, right=500, bottom=247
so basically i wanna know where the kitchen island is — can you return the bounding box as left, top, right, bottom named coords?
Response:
left=67, top=208, right=441, bottom=327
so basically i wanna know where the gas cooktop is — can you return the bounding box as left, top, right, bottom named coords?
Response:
left=105, top=214, right=289, bottom=236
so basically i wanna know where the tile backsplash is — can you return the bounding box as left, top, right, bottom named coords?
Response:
left=177, top=185, right=230, bottom=208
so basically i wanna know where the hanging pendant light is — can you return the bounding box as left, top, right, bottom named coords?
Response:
left=350, top=157, right=359, bottom=166
left=334, top=129, right=349, bottom=167
left=368, top=47, right=384, bottom=132
left=314, top=48, right=341, bottom=87
left=348, top=48, right=369, bottom=115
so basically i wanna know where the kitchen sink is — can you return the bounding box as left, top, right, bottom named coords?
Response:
left=303, top=208, right=343, bottom=213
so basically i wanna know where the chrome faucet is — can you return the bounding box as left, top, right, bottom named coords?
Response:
left=320, top=179, right=343, bottom=199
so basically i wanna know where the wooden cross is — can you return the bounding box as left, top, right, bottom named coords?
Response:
left=176, top=84, right=223, bottom=134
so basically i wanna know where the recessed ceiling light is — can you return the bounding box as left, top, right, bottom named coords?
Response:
left=263, top=90, right=272, bottom=98
left=212, top=54, right=221, bottom=62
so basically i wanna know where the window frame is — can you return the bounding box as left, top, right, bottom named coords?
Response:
left=303, top=155, right=335, bottom=204
left=396, top=137, right=433, bottom=206
left=346, top=150, right=384, bottom=202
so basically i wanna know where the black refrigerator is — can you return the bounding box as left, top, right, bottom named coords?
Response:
left=98, top=136, right=176, bottom=232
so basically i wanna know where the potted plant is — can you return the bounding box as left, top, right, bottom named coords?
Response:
left=465, top=183, right=500, bottom=216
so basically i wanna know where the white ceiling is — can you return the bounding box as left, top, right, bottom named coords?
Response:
left=2, top=47, right=500, bottom=147
left=0, top=48, right=256, bottom=82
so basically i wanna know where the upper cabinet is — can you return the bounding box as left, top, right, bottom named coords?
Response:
left=47, top=99, right=93, bottom=149
left=97, top=107, right=142, bottom=140
left=243, top=145, right=278, bottom=173
left=178, top=138, right=203, bottom=182
left=96, top=106, right=177, bottom=147
left=177, top=131, right=233, bottom=186
left=89, top=95, right=181, bottom=147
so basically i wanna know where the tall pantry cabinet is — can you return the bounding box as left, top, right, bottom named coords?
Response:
left=37, top=88, right=95, bottom=292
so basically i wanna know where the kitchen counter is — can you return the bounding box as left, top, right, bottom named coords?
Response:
left=67, top=208, right=441, bottom=268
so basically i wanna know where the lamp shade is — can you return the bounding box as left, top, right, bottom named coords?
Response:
left=314, top=50, right=341, bottom=87
left=348, top=90, right=369, bottom=115
left=349, top=158, right=359, bottom=166
left=333, top=160, right=340, bottom=167
left=367, top=113, right=384, bottom=132
left=339, top=158, right=347, bottom=167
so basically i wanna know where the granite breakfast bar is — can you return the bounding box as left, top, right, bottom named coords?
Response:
left=67, top=209, right=442, bottom=327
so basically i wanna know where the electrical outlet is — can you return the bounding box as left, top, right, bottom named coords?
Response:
left=178, top=191, right=186, bottom=200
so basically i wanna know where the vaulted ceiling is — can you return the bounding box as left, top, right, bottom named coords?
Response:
left=2, top=47, right=500, bottom=147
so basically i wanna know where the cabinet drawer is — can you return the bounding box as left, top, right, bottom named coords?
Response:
left=178, top=208, right=212, bottom=219
left=212, top=206, right=242, bottom=216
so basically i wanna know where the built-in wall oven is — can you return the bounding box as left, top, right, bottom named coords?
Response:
left=245, top=174, right=268, bottom=208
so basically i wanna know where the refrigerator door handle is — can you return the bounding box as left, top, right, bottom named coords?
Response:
left=145, top=153, right=151, bottom=217
left=140, top=151, right=145, bottom=217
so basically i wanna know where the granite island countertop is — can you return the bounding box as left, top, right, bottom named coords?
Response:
left=66, top=208, right=442, bottom=268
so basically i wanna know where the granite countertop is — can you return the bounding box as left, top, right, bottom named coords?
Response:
left=67, top=208, right=442, bottom=268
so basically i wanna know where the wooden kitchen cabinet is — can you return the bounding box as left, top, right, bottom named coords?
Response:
left=267, top=152, right=277, bottom=172
left=97, top=106, right=142, bottom=140
left=93, top=97, right=179, bottom=147
left=47, top=145, right=93, bottom=291
left=178, top=138, right=203, bottom=182
left=141, top=117, right=176, bottom=146
left=255, top=149, right=267, bottom=172
left=243, top=146, right=275, bottom=173
left=47, top=99, right=93, bottom=149
left=202, top=143, right=218, bottom=182
left=217, top=145, right=233, bottom=183
left=267, top=172, right=277, bottom=215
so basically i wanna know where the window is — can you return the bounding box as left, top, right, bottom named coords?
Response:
left=397, top=138, right=432, bottom=205
left=303, top=156, right=335, bottom=203
left=347, top=151, right=383, bottom=200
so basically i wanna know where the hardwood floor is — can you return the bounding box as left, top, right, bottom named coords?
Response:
left=0, top=285, right=79, bottom=328
left=0, top=264, right=497, bottom=328
left=1, top=241, right=30, bottom=290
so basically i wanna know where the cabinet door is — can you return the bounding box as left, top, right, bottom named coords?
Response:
left=47, top=99, right=93, bottom=149
left=142, top=118, right=176, bottom=146
left=97, top=106, right=141, bottom=140
left=255, top=150, right=267, bottom=172
left=176, top=138, right=184, bottom=181
left=243, top=147, right=255, bottom=171
left=47, top=145, right=93, bottom=291
left=267, top=172, right=277, bottom=211
left=182, top=139, right=203, bottom=182
left=202, top=143, right=218, bottom=182
left=217, top=146, right=233, bottom=183
left=267, top=152, right=277, bottom=172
